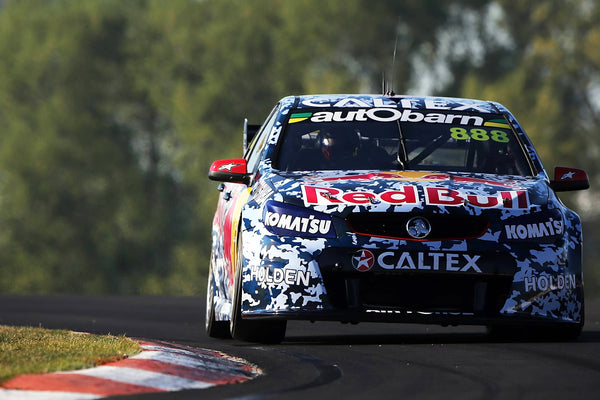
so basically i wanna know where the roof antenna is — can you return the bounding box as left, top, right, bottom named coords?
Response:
left=384, top=35, right=399, bottom=96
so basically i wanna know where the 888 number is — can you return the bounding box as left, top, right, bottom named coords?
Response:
left=450, top=127, right=510, bottom=143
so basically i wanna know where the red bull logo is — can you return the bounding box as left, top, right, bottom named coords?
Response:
left=301, top=185, right=529, bottom=209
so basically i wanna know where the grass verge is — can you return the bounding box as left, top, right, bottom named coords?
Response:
left=0, top=325, right=141, bottom=384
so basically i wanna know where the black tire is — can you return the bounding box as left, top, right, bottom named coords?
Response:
left=545, top=300, right=584, bottom=341
left=488, top=299, right=584, bottom=342
left=230, top=232, right=286, bottom=344
left=487, top=324, right=582, bottom=342
left=545, top=323, right=583, bottom=341
left=205, top=266, right=231, bottom=339
left=488, top=320, right=583, bottom=342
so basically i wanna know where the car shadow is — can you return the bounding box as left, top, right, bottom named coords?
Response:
left=281, top=329, right=600, bottom=346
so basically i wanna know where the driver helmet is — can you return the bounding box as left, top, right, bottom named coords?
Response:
left=318, top=128, right=361, bottom=162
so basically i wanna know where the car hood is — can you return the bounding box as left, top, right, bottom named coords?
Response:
left=268, top=170, right=549, bottom=216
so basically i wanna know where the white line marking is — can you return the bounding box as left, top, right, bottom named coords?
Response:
left=71, top=366, right=214, bottom=390
left=140, top=345, right=199, bottom=356
left=0, top=389, right=100, bottom=400
left=133, top=351, right=248, bottom=374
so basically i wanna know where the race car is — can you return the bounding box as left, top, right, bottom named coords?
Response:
left=206, top=94, right=589, bottom=343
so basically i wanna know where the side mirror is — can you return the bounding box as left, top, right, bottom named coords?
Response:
left=550, top=166, right=589, bottom=192
left=208, top=158, right=250, bottom=185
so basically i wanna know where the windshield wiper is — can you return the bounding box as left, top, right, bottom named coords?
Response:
left=408, top=133, right=450, bottom=166
left=396, top=122, right=408, bottom=170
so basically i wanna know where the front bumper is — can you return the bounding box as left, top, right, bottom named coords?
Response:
left=240, top=231, right=584, bottom=326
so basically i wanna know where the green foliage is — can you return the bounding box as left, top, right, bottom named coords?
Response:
left=457, top=0, right=600, bottom=175
left=0, top=0, right=597, bottom=295
left=0, top=0, right=189, bottom=294
left=0, top=325, right=140, bottom=383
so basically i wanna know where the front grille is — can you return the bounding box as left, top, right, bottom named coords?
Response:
left=321, top=272, right=512, bottom=315
left=346, top=213, right=489, bottom=240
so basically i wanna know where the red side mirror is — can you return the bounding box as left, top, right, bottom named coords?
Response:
left=208, top=159, right=250, bottom=185
left=550, top=166, right=589, bottom=192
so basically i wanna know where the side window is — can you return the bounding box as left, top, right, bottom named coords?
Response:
left=246, top=105, right=280, bottom=173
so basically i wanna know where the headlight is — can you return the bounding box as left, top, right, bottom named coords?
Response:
left=263, top=201, right=336, bottom=238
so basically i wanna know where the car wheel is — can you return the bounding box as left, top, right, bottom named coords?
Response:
left=487, top=323, right=582, bottom=342
left=488, top=293, right=584, bottom=342
left=230, top=231, right=286, bottom=344
left=205, top=266, right=231, bottom=338
left=544, top=300, right=584, bottom=341
left=545, top=323, right=583, bottom=341
left=488, top=315, right=583, bottom=342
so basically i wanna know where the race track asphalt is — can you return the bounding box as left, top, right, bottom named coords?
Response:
left=1, top=294, right=599, bottom=400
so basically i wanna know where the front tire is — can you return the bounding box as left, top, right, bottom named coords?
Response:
left=488, top=299, right=584, bottom=342
left=205, top=266, right=231, bottom=339
left=487, top=324, right=582, bottom=341
left=230, top=231, right=286, bottom=344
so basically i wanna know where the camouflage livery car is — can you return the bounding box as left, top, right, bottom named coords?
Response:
left=206, top=94, right=589, bottom=344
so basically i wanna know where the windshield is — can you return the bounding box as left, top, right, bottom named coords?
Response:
left=275, top=108, right=532, bottom=176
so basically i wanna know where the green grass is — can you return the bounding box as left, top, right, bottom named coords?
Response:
left=0, top=325, right=141, bottom=383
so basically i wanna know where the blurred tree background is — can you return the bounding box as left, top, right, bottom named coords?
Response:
left=0, top=0, right=598, bottom=295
